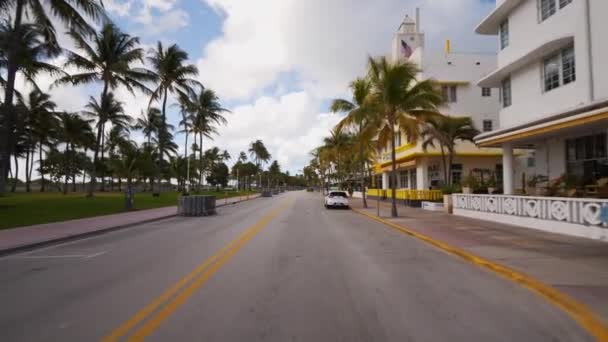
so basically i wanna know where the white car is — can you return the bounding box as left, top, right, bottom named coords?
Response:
left=324, top=191, right=350, bottom=209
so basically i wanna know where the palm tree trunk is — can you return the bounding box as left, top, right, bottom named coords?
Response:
left=183, top=125, right=189, bottom=193
left=11, top=153, right=18, bottom=192
left=199, top=133, right=204, bottom=188
left=0, top=0, right=25, bottom=196
left=63, top=144, right=69, bottom=194
left=88, top=123, right=103, bottom=197
left=28, top=146, right=34, bottom=191
left=359, top=146, right=367, bottom=208
left=440, top=145, right=448, bottom=186
left=447, top=147, right=455, bottom=186
left=39, top=141, right=45, bottom=192
left=88, top=82, right=109, bottom=197
left=390, top=122, right=398, bottom=218
left=100, top=128, right=106, bottom=192
left=155, top=87, right=169, bottom=195
left=25, top=145, right=30, bottom=192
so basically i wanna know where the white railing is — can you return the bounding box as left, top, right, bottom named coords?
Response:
left=453, top=194, right=608, bottom=227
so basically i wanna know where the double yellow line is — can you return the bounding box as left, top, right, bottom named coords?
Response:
left=102, top=201, right=290, bottom=342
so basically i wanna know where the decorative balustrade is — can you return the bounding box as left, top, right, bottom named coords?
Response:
left=453, top=194, right=608, bottom=227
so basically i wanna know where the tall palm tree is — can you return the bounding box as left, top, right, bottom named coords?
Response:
left=177, top=91, right=196, bottom=192
left=0, top=0, right=106, bottom=195
left=331, top=78, right=373, bottom=207
left=0, top=21, right=67, bottom=194
left=421, top=116, right=479, bottom=186
left=366, top=56, right=444, bottom=217
left=248, top=140, right=271, bottom=189
left=82, top=92, right=130, bottom=196
left=147, top=42, right=200, bottom=194
left=134, top=107, right=162, bottom=147
left=56, top=23, right=153, bottom=195
left=190, top=89, right=228, bottom=187
left=322, top=128, right=354, bottom=187
left=57, top=23, right=154, bottom=98
left=105, top=125, right=130, bottom=191
left=17, top=90, right=58, bottom=192
left=58, top=112, right=94, bottom=193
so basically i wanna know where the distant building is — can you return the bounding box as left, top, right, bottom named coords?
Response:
left=474, top=0, right=608, bottom=194
left=372, top=10, right=502, bottom=192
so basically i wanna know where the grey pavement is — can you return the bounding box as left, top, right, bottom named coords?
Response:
left=0, top=194, right=260, bottom=255
left=0, top=191, right=593, bottom=341
left=354, top=196, right=608, bottom=324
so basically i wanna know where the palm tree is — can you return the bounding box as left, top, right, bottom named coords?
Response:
left=147, top=42, right=200, bottom=194
left=366, top=56, right=444, bottom=217
left=189, top=89, right=228, bottom=188
left=322, top=128, right=355, bottom=187
left=82, top=92, right=130, bottom=196
left=238, top=151, right=247, bottom=163
left=0, top=21, right=67, bottom=194
left=58, top=112, right=94, bottom=193
left=331, top=78, right=373, bottom=207
left=105, top=125, right=130, bottom=191
left=249, top=140, right=271, bottom=189
left=134, top=107, right=162, bottom=147
left=110, top=139, right=141, bottom=209
left=177, top=92, right=196, bottom=192
left=0, top=0, right=106, bottom=194
left=56, top=23, right=153, bottom=196
left=421, top=116, right=479, bottom=186
left=17, top=90, right=59, bottom=192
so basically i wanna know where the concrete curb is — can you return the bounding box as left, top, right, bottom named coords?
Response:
left=351, top=207, right=608, bottom=342
left=0, top=194, right=262, bottom=257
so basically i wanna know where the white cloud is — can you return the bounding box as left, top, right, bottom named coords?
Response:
left=104, top=0, right=134, bottom=17
left=210, top=91, right=341, bottom=173
left=195, top=0, right=496, bottom=173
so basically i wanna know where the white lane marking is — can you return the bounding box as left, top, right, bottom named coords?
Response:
left=10, top=250, right=108, bottom=259
left=85, top=251, right=107, bottom=259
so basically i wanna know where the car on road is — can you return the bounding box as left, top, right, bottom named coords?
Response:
left=324, top=191, right=349, bottom=209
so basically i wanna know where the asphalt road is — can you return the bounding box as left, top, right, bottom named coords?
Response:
left=0, top=191, right=592, bottom=341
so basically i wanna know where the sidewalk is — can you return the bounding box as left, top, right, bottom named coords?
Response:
left=351, top=198, right=608, bottom=324
left=0, top=194, right=261, bottom=256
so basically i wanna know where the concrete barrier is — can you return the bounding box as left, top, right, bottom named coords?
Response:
left=178, top=195, right=216, bottom=216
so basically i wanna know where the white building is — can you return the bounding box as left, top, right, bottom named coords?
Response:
left=371, top=10, right=502, bottom=195
left=452, top=0, right=608, bottom=241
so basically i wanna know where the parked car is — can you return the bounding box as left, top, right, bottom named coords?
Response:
left=324, top=191, right=349, bottom=209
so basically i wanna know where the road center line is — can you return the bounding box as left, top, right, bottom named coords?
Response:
left=101, top=201, right=290, bottom=342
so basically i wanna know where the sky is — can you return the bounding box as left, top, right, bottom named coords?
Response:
left=17, top=0, right=498, bottom=176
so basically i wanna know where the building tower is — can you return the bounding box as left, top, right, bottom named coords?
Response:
left=391, top=8, right=425, bottom=63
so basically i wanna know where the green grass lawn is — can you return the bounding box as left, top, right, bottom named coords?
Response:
left=0, top=190, right=256, bottom=230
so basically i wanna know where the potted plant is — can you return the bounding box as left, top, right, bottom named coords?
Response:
left=487, top=177, right=497, bottom=194
left=461, top=175, right=477, bottom=194
left=527, top=175, right=548, bottom=196
left=562, top=174, right=582, bottom=197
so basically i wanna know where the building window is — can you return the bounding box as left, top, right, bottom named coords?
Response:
left=543, top=45, right=576, bottom=92
left=566, top=133, right=608, bottom=184
left=482, top=88, right=491, bottom=97
left=544, top=53, right=561, bottom=91
left=559, top=0, right=572, bottom=9
left=562, top=46, right=576, bottom=85
left=499, top=20, right=509, bottom=50
left=451, top=164, right=463, bottom=185
left=483, top=120, right=493, bottom=132
left=539, top=0, right=557, bottom=21
left=410, top=169, right=417, bottom=190
left=501, top=78, right=512, bottom=108
left=399, top=171, right=409, bottom=189
left=442, top=85, right=457, bottom=103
